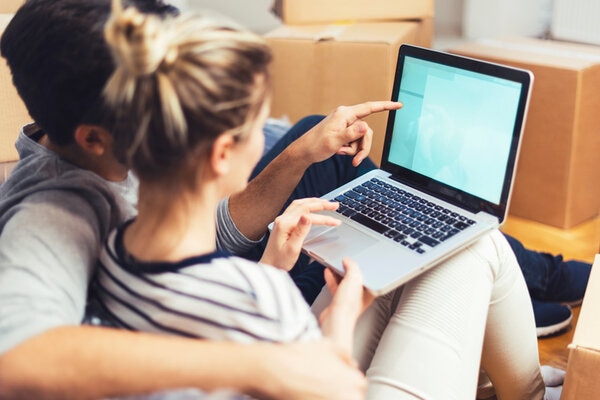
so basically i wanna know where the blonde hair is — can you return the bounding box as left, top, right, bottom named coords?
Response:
left=103, top=0, right=271, bottom=181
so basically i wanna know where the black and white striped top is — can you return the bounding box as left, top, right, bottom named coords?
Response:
left=92, top=221, right=322, bottom=343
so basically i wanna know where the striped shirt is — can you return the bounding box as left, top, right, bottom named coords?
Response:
left=92, top=221, right=322, bottom=343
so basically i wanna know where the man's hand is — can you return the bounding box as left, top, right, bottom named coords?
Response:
left=226, top=101, right=401, bottom=243
left=293, top=101, right=402, bottom=167
left=260, top=198, right=340, bottom=271
left=257, top=340, right=367, bottom=400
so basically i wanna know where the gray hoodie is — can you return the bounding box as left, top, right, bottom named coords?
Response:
left=0, top=124, right=255, bottom=354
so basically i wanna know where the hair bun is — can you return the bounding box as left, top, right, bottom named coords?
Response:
left=105, top=0, right=174, bottom=77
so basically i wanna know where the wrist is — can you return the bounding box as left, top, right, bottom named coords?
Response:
left=284, top=135, right=316, bottom=170
left=240, top=343, right=285, bottom=398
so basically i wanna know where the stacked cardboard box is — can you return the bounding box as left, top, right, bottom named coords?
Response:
left=563, top=254, right=600, bottom=399
left=1, top=14, right=32, bottom=163
left=266, top=0, right=435, bottom=164
left=450, top=37, right=600, bottom=229
left=272, top=0, right=434, bottom=25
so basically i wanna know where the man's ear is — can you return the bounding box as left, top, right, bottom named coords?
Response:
left=73, top=125, right=113, bottom=156
left=210, top=133, right=235, bottom=176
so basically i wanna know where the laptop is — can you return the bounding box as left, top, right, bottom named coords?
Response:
left=302, top=44, right=534, bottom=295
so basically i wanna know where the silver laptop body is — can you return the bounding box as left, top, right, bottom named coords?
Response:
left=302, top=44, right=534, bottom=295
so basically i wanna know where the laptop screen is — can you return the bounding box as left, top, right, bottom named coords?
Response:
left=381, top=45, right=532, bottom=221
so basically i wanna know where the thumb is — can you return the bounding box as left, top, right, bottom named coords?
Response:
left=324, top=267, right=342, bottom=297
left=291, top=215, right=312, bottom=241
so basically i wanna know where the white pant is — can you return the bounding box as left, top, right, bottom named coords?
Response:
left=311, top=230, right=545, bottom=400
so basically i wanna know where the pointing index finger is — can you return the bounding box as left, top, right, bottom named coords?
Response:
left=344, top=101, right=402, bottom=124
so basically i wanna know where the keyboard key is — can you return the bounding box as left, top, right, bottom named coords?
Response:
left=454, top=221, right=470, bottom=230
left=350, top=213, right=388, bottom=234
left=409, top=242, right=422, bottom=250
left=419, top=235, right=440, bottom=247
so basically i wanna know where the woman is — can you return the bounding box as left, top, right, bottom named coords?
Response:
left=93, top=1, right=553, bottom=398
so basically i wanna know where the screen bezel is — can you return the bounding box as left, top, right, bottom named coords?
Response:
left=380, top=44, right=533, bottom=223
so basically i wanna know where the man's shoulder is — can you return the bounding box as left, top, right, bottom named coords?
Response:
left=3, top=127, right=120, bottom=200
left=1, top=151, right=111, bottom=201
left=0, top=138, right=128, bottom=231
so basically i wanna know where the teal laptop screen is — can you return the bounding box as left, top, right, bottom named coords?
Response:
left=387, top=56, right=522, bottom=204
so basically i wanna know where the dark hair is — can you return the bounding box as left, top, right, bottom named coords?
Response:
left=0, top=0, right=178, bottom=145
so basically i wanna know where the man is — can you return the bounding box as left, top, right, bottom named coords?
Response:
left=0, top=0, right=399, bottom=398
left=0, top=0, right=587, bottom=398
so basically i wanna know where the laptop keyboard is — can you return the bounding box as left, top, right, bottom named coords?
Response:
left=334, top=178, right=476, bottom=254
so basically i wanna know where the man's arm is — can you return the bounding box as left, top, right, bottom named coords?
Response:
left=0, top=192, right=365, bottom=399
left=0, top=190, right=110, bottom=355
left=229, top=101, right=402, bottom=241
left=0, top=326, right=366, bottom=400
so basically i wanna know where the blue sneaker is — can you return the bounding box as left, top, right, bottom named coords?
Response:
left=503, top=234, right=592, bottom=305
left=533, top=300, right=573, bottom=338
left=546, top=260, right=591, bottom=306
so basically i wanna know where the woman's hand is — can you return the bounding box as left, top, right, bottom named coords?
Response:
left=319, top=259, right=376, bottom=355
left=260, top=198, right=340, bottom=271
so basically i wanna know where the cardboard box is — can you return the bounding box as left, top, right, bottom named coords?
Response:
left=0, top=14, right=31, bottom=163
left=562, top=254, right=600, bottom=399
left=0, top=0, right=24, bottom=14
left=272, top=0, right=434, bottom=25
left=551, top=0, right=600, bottom=46
left=450, top=37, right=600, bottom=229
left=265, top=20, right=433, bottom=164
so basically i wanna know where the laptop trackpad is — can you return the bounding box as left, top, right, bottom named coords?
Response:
left=304, top=223, right=378, bottom=264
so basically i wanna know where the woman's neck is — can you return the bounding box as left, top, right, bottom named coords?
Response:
left=124, top=180, right=220, bottom=262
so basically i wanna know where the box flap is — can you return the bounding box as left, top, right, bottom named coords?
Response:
left=451, top=37, right=600, bottom=70
left=570, top=255, right=600, bottom=349
left=265, top=22, right=419, bottom=45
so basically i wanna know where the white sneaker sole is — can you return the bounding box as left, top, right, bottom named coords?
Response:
left=536, top=313, right=573, bottom=338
